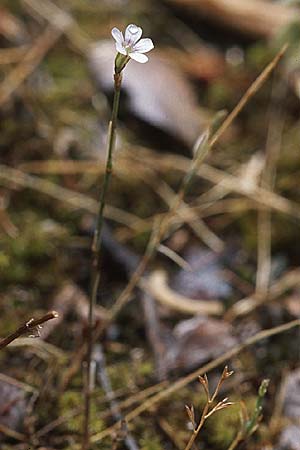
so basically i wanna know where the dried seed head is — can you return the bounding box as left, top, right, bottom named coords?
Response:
left=222, top=366, right=234, bottom=379
left=185, top=404, right=196, bottom=428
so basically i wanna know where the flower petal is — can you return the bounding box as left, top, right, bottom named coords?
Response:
left=129, top=52, right=148, bottom=63
left=125, top=24, right=142, bottom=46
left=115, top=41, right=127, bottom=55
left=111, top=27, right=124, bottom=45
left=132, top=38, right=154, bottom=53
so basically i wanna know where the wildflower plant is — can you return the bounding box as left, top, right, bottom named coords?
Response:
left=184, top=367, right=234, bottom=450
left=82, top=24, right=154, bottom=450
left=112, top=24, right=154, bottom=72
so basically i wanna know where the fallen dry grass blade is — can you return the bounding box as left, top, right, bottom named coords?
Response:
left=22, top=0, right=90, bottom=53
left=0, top=164, right=147, bottom=231
left=227, top=268, right=300, bottom=319
left=256, top=76, right=287, bottom=296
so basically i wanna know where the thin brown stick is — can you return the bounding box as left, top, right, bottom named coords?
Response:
left=0, top=45, right=29, bottom=64
left=208, top=44, right=288, bottom=149
left=256, top=75, right=286, bottom=295
left=0, top=424, right=27, bottom=442
left=0, top=311, right=58, bottom=350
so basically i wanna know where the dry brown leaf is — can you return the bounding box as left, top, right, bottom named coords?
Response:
left=164, top=316, right=237, bottom=371
left=165, top=0, right=297, bottom=39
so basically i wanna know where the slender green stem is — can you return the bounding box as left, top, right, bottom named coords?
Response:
left=82, top=72, right=122, bottom=450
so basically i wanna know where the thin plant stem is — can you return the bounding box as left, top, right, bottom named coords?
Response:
left=227, top=431, right=243, bottom=450
left=184, top=402, right=209, bottom=450
left=82, top=72, right=122, bottom=450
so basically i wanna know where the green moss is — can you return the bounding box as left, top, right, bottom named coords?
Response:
left=140, top=432, right=163, bottom=450
left=206, top=396, right=256, bottom=448
left=208, top=81, right=235, bottom=110
left=0, top=251, right=10, bottom=270
left=138, top=361, right=154, bottom=377
left=60, top=390, right=105, bottom=435
left=1, top=211, right=68, bottom=286
left=246, top=43, right=273, bottom=70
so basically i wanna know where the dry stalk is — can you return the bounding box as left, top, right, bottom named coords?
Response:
left=256, top=75, right=287, bottom=296
left=184, top=367, right=234, bottom=450
left=0, top=311, right=58, bottom=350
left=0, top=45, right=29, bottom=64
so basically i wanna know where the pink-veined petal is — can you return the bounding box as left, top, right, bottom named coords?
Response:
left=115, top=41, right=127, bottom=55
left=125, top=24, right=142, bottom=46
left=111, top=27, right=124, bottom=45
left=129, top=52, right=148, bottom=63
left=132, top=38, right=154, bottom=53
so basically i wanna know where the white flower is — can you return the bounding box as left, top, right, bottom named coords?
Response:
left=111, top=24, right=154, bottom=64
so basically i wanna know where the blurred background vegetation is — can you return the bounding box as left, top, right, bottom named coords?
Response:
left=1, top=0, right=300, bottom=449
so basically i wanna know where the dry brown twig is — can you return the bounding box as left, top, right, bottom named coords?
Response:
left=0, top=45, right=29, bottom=64
left=0, top=311, right=58, bottom=350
